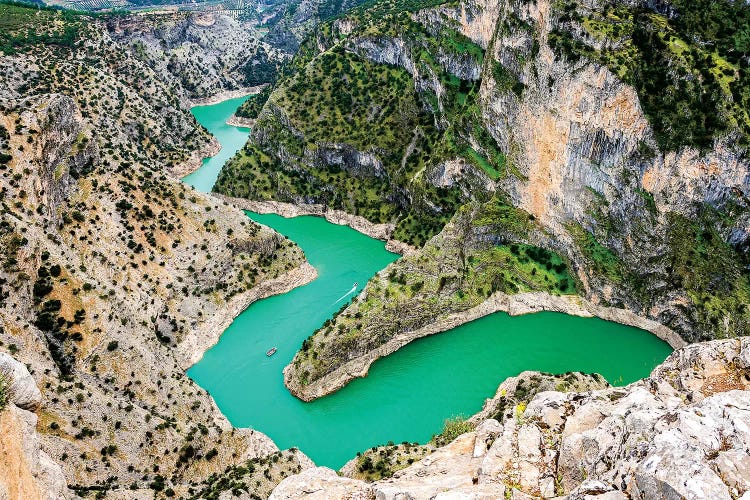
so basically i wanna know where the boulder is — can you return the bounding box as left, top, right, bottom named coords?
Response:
left=0, top=353, right=42, bottom=411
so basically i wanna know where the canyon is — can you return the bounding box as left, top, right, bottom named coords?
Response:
left=0, top=0, right=748, bottom=498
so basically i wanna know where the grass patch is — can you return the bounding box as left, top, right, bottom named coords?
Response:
left=665, top=210, right=750, bottom=338
left=566, top=222, right=624, bottom=283
left=432, top=417, right=474, bottom=446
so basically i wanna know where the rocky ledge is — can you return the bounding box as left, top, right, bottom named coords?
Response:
left=226, top=115, right=257, bottom=128
left=218, top=197, right=419, bottom=256
left=284, top=290, right=687, bottom=402
left=169, top=135, right=221, bottom=178
left=271, top=337, right=750, bottom=499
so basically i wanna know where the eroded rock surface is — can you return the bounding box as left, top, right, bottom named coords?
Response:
left=0, top=355, right=67, bottom=500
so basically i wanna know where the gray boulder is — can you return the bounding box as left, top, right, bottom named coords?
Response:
left=0, top=352, right=42, bottom=411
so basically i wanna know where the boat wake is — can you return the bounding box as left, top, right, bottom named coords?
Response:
left=332, top=283, right=358, bottom=305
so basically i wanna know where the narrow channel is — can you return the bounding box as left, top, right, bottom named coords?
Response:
left=184, top=96, right=673, bottom=469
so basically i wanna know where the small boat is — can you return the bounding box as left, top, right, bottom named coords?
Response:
left=353, top=282, right=359, bottom=288
left=266, top=347, right=277, bottom=357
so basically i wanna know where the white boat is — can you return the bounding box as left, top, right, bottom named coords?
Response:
left=266, top=347, right=277, bottom=357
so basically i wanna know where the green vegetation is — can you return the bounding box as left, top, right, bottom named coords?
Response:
left=353, top=442, right=432, bottom=481
left=188, top=450, right=303, bottom=500
left=479, top=243, right=576, bottom=294
left=234, top=86, right=272, bottom=120
left=566, top=222, right=624, bottom=284
left=432, top=416, right=474, bottom=446
left=240, top=46, right=281, bottom=87
left=664, top=209, right=750, bottom=338
left=33, top=264, right=79, bottom=378
left=0, top=1, right=210, bottom=169
left=492, top=61, right=524, bottom=97
left=280, top=45, right=421, bottom=153
left=471, top=198, right=534, bottom=236
left=216, top=0, right=496, bottom=246
left=218, top=43, right=466, bottom=246
left=334, top=0, right=450, bottom=22
left=0, top=2, right=82, bottom=55
left=548, top=1, right=750, bottom=151
left=291, top=199, right=577, bottom=384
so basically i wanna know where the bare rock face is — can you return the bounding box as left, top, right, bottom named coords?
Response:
left=270, top=467, right=374, bottom=500
left=0, top=355, right=67, bottom=500
left=107, top=12, right=287, bottom=101
left=271, top=338, right=750, bottom=499
left=0, top=14, right=310, bottom=496
left=0, top=405, right=69, bottom=500
left=0, top=352, right=42, bottom=411
left=480, top=0, right=749, bottom=340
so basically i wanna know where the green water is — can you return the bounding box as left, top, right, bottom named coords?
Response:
left=182, top=95, right=251, bottom=193
left=184, top=99, right=674, bottom=469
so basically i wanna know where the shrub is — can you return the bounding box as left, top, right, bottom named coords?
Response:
left=432, top=416, right=474, bottom=446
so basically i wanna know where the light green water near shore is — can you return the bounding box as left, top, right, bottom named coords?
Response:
left=182, top=95, right=251, bottom=192
left=184, top=98, right=674, bottom=469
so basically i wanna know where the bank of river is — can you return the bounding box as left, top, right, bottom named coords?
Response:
left=182, top=95, right=251, bottom=192
left=184, top=98, right=673, bottom=469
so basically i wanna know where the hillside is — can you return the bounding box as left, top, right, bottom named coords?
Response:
left=106, top=11, right=288, bottom=101
left=0, top=3, right=315, bottom=497
left=211, top=0, right=750, bottom=399
left=259, top=0, right=371, bottom=53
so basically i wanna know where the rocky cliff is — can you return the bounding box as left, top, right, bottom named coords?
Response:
left=0, top=353, right=67, bottom=500
left=0, top=4, right=314, bottom=497
left=272, top=337, right=750, bottom=499
left=212, top=0, right=749, bottom=396
left=107, top=12, right=288, bottom=101
left=260, top=0, right=371, bottom=54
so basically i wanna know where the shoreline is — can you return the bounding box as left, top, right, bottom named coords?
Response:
left=178, top=261, right=318, bottom=369
left=181, top=96, right=683, bottom=412
left=170, top=135, right=221, bottom=179
left=226, top=114, right=256, bottom=128
left=171, top=88, right=261, bottom=179
left=283, top=290, right=686, bottom=402
left=216, top=196, right=419, bottom=256
left=188, top=85, right=266, bottom=107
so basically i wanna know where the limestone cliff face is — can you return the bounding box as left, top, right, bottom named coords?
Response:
left=0, top=354, right=67, bottom=500
left=107, top=12, right=288, bottom=100
left=479, top=0, right=749, bottom=340
left=272, top=338, right=750, bottom=499
left=252, top=0, right=750, bottom=395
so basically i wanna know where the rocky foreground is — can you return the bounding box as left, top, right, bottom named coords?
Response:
left=271, top=337, right=750, bottom=499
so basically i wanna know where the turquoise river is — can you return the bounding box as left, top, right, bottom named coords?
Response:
left=183, top=96, right=674, bottom=469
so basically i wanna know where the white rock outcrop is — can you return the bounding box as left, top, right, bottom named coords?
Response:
left=0, top=352, right=42, bottom=411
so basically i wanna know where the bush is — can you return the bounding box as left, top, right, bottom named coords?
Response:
left=432, top=416, right=474, bottom=446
